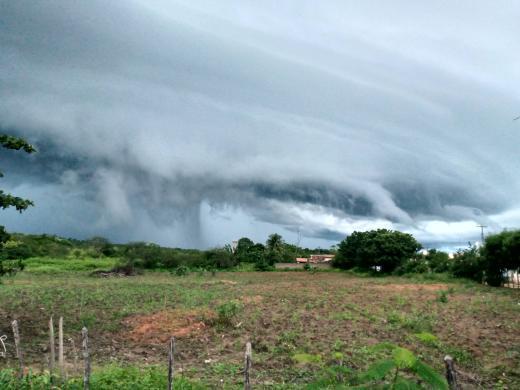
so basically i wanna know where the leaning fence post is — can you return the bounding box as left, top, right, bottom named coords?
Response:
left=167, top=337, right=175, bottom=390
left=49, top=316, right=55, bottom=377
left=59, top=316, right=65, bottom=379
left=244, top=342, right=252, bottom=390
left=444, top=355, right=460, bottom=390
left=11, top=320, right=24, bottom=377
left=82, top=327, right=90, bottom=390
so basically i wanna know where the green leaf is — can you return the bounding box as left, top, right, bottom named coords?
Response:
left=414, top=332, right=438, bottom=346
left=360, top=359, right=396, bottom=381
left=393, top=377, right=422, bottom=389
left=292, top=353, right=322, bottom=364
left=411, top=360, right=448, bottom=390
left=369, top=342, right=398, bottom=352
left=392, top=347, right=417, bottom=369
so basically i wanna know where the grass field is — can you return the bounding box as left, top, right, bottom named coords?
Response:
left=0, top=258, right=518, bottom=388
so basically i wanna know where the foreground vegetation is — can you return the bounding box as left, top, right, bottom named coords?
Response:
left=0, top=261, right=518, bottom=388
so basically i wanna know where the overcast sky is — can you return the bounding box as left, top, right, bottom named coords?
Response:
left=1, top=1, right=519, bottom=249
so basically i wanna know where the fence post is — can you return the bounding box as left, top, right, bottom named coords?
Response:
left=49, top=316, right=55, bottom=377
left=59, top=316, right=65, bottom=379
left=444, top=355, right=459, bottom=390
left=167, top=337, right=175, bottom=390
left=244, top=342, right=252, bottom=390
left=11, top=320, right=24, bottom=377
left=82, top=327, right=90, bottom=390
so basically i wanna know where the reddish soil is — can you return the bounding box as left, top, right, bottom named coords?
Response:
left=122, top=309, right=214, bottom=344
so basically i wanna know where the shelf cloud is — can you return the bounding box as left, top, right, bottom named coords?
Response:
left=1, top=1, right=519, bottom=248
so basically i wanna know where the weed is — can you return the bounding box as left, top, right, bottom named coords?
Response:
left=437, top=290, right=449, bottom=303
left=332, top=339, right=346, bottom=352
left=414, top=332, right=439, bottom=347
left=173, top=265, right=189, bottom=276
left=355, top=343, right=448, bottom=389
left=0, top=365, right=206, bottom=389
left=215, top=300, right=242, bottom=326
left=292, top=353, right=322, bottom=364
left=330, top=311, right=356, bottom=321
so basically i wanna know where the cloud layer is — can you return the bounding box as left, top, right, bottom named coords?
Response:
left=1, top=1, right=519, bottom=248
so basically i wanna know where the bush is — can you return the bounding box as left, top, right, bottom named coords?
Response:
left=173, top=265, right=189, bottom=276
left=394, top=257, right=428, bottom=275
left=216, top=300, right=242, bottom=326
left=450, top=246, right=484, bottom=282
left=204, top=247, right=237, bottom=269
left=334, top=229, right=422, bottom=273
left=426, top=249, right=451, bottom=273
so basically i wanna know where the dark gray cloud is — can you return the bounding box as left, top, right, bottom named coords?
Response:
left=1, top=0, right=519, bottom=248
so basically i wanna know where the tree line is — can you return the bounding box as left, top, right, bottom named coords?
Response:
left=0, top=232, right=333, bottom=274
left=332, top=228, right=520, bottom=287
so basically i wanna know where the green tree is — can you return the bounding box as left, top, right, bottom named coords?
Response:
left=333, top=229, right=422, bottom=273
left=248, top=243, right=271, bottom=271
left=450, top=245, right=485, bottom=282
left=1, top=134, right=36, bottom=277
left=0, top=135, right=36, bottom=212
left=425, top=249, right=451, bottom=273
left=266, top=233, right=285, bottom=265
left=482, top=230, right=520, bottom=286
left=234, top=237, right=254, bottom=262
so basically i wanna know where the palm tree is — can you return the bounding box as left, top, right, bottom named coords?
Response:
left=266, top=233, right=284, bottom=253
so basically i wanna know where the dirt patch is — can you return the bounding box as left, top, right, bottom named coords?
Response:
left=123, top=309, right=214, bottom=344
left=372, top=283, right=449, bottom=292
left=242, top=295, right=263, bottom=304
left=90, top=265, right=141, bottom=277
left=202, top=279, right=238, bottom=287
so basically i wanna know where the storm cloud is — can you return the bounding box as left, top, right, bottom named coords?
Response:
left=1, top=0, right=519, bottom=248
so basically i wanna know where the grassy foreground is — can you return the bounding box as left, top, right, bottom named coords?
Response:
left=0, top=258, right=518, bottom=388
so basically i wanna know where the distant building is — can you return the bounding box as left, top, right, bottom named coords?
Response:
left=296, top=254, right=334, bottom=263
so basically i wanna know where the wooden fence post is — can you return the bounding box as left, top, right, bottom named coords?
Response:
left=82, top=327, right=90, bottom=390
left=167, top=337, right=175, bottom=390
left=244, top=342, right=252, bottom=390
left=59, top=316, right=65, bottom=379
left=444, top=355, right=460, bottom=390
left=49, top=316, right=55, bottom=376
left=11, top=320, right=24, bottom=377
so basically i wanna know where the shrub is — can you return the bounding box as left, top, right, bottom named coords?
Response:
left=216, top=300, right=242, bottom=326
left=354, top=343, right=448, bottom=389
left=437, top=290, right=449, bottom=303
left=426, top=249, right=451, bottom=273
left=204, top=247, right=237, bottom=269
left=394, top=257, right=429, bottom=275
left=173, top=265, right=189, bottom=276
left=450, top=246, right=484, bottom=282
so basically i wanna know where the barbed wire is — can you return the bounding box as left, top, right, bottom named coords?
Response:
left=0, top=335, right=7, bottom=358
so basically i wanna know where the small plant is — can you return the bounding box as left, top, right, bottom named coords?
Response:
left=414, top=332, right=439, bottom=347
left=173, top=265, right=189, bottom=276
left=292, top=353, right=322, bottom=364
left=437, top=290, right=449, bottom=303
left=355, top=343, right=448, bottom=389
left=332, top=339, right=346, bottom=352
left=216, top=300, right=242, bottom=326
